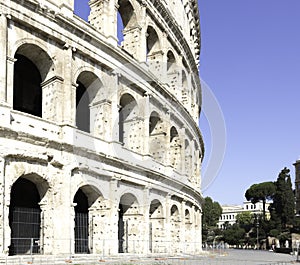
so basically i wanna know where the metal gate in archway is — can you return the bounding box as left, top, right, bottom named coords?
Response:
left=10, top=207, right=41, bottom=255
left=74, top=212, right=89, bottom=253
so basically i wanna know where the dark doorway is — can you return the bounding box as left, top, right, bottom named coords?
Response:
left=74, top=189, right=89, bottom=253
left=118, top=204, right=128, bottom=253
left=13, top=54, right=42, bottom=117
left=9, top=178, right=41, bottom=255
left=76, top=81, right=90, bottom=133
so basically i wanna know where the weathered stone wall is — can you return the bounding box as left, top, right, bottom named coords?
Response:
left=0, top=0, right=204, bottom=257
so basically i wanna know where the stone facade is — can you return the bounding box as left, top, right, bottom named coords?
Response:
left=0, top=0, right=203, bottom=257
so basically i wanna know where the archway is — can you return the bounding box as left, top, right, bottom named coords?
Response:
left=149, top=111, right=165, bottom=162
left=169, top=126, right=182, bottom=171
left=13, top=44, right=53, bottom=118
left=118, top=193, right=139, bottom=253
left=149, top=200, right=164, bottom=253
left=170, top=205, right=180, bottom=253
left=9, top=177, right=44, bottom=255
left=13, top=54, right=42, bottom=117
left=76, top=71, right=102, bottom=133
left=119, top=93, right=139, bottom=150
left=73, top=188, right=89, bottom=254
left=117, top=0, right=137, bottom=47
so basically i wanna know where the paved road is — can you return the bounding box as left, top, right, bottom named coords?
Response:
left=197, top=249, right=297, bottom=265
left=113, top=250, right=298, bottom=265
left=88, top=250, right=298, bottom=265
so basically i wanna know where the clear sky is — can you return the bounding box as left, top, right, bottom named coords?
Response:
left=73, top=1, right=300, bottom=205
left=198, top=0, right=300, bottom=205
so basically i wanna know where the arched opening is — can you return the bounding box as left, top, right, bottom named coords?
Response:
left=76, top=71, right=102, bottom=133
left=182, top=71, right=190, bottom=107
left=76, top=81, right=90, bottom=132
left=13, top=44, right=53, bottom=118
left=119, top=93, right=139, bottom=150
left=167, top=51, right=176, bottom=72
left=170, top=205, right=180, bottom=253
left=118, top=193, right=139, bottom=253
left=146, top=26, right=160, bottom=56
left=166, top=51, right=179, bottom=95
left=73, top=188, right=89, bottom=254
left=13, top=54, right=42, bottom=117
left=149, top=111, right=165, bottom=162
left=169, top=126, right=181, bottom=171
left=9, top=177, right=44, bottom=255
left=117, top=0, right=137, bottom=47
left=184, top=208, right=192, bottom=251
left=149, top=200, right=164, bottom=253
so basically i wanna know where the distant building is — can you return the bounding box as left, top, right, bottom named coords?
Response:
left=218, top=201, right=271, bottom=229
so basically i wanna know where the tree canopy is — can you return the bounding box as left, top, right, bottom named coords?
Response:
left=271, top=167, right=295, bottom=229
left=202, top=196, right=222, bottom=228
left=245, top=181, right=276, bottom=220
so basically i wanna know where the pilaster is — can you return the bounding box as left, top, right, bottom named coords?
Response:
left=89, top=0, right=118, bottom=46
left=0, top=13, right=7, bottom=103
left=41, top=76, right=64, bottom=123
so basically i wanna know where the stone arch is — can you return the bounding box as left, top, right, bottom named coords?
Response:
left=119, top=93, right=141, bottom=151
left=149, top=111, right=165, bottom=162
left=167, top=50, right=176, bottom=72
left=170, top=204, right=180, bottom=253
left=75, top=71, right=103, bottom=133
left=73, top=184, right=103, bottom=254
left=118, top=192, right=141, bottom=253
left=12, top=41, right=54, bottom=82
left=13, top=43, right=54, bottom=118
left=118, top=0, right=138, bottom=28
left=9, top=174, right=50, bottom=255
left=181, top=70, right=191, bottom=108
left=169, top=126, right=182, bottom=171
left=149, top=199, right=164, bottom=253
left=146, top=26, right=160, bottom=56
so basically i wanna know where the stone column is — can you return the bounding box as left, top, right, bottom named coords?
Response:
left=111, top=72, right=121, bottom=143
left=0, top=157, right=5, bottom=255
left=163, top=109, right=171, bottom=167
left=89, top=200, right=110, bottom=255
left=108, top=178, right=119, bottom=255
left=0, top=13, right=7, bottom=103
left=41, top=76, right=64, bottom=123
left=180, top=201, right=186, bottom=253
left=164, top=195, right=171, bottom=253
left=89, top=0, right=118, bottom=45
left=6, top=56, right=16, bottom=108
left=39, top=203, right=53, bottom=254
left=90, top=99, right=112, bottom=141
left=141, top=94, right=150, bottom=155
left=61, top=46, right=75, bottom=126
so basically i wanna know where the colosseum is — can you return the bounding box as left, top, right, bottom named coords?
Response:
left=0, top=0, right=204, bottom=259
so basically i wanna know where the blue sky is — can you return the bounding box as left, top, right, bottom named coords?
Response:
left=74, top=1, right=300, bottom=205
left=199, top=0, right=300, bottom=204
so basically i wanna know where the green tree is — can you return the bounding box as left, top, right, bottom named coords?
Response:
left=271, top=167, right=295, bottom=229
left=202, top=197, right=222, bottom=228
left=236, top=211, right=253, bottom=232
left=223, top=224, right=245, bottom=246
left=245, top=181, right=276, bottom=220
